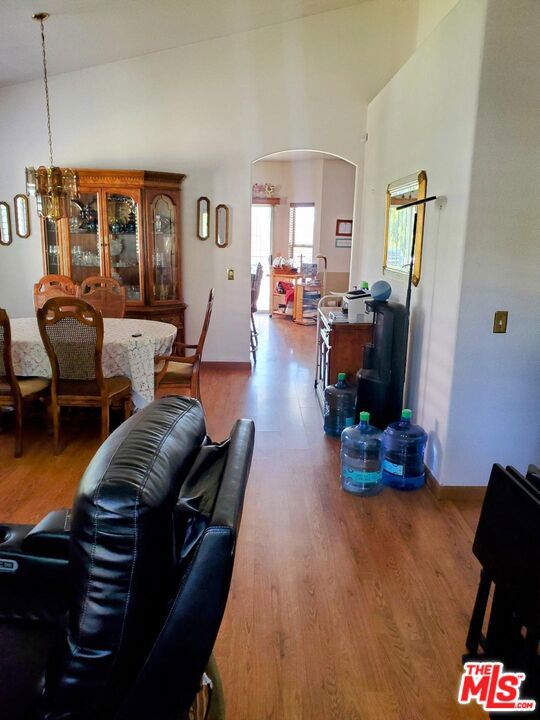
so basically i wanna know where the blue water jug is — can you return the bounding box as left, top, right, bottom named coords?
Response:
left=382, top=409, right=427, bottom=490
left=323, top=373, right=356, bottom=436
left=341, top=411, right=383, bottom=496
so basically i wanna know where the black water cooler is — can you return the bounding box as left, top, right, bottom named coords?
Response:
left=355, top=300, right=408, bottom=430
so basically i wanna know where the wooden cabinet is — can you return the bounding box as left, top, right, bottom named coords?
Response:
left=315, top=307, right=373, bottom=410
left=39, top=169, right=186, bottom=341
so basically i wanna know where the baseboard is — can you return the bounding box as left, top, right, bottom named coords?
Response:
left=201, top=361, right=252, bottom=371
left=426, top=467, right=487, bottom=501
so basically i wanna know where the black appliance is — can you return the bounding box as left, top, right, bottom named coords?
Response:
left=354, top=300, right=408, bottom=429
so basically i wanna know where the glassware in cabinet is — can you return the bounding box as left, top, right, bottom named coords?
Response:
left=104, top=191, right=143, bottom=303
left=149, top=192, right=180, bottom=303
left=68, top=193, right=102, bottom=283
left=43, top=218, right=60, bottom=274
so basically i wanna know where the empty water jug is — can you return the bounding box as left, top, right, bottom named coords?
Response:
left=382, top=409, right=427, bottom=490
left=323, top=373, right=356, bottom=437
left=341, top=411, right=383, bottom=496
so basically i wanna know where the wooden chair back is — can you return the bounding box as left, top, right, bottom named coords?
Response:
left=0, top=308, right=18, bottom=398
left=251, top=263, right=263, bottom=313
left=78, top=276, right=126, bottom=318
left=196, top=288, right=215, bottom=357
left=34, top=275, right=78, bottom=311
left=37, top=297, right=105, bottom=396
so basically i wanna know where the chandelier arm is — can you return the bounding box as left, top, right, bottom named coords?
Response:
left=38, top=16, right=54, bottom=166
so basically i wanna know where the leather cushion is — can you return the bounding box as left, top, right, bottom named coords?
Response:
left=57, top=375, right=130, bottom=398
left=41, top=396, right=206, bottom=720
left=0, top=622, right=59, bottom=720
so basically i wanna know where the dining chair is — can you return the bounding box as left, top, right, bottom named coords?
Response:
left=0, top=309, right=50, bottom=457
left=33, top=274, right=78, bottom=311
left=250, top=262, right=263, bottom=359
left=37, top=297, right=132, bottom=453
left=78, top=275, right=126, bottom=318
left=155, top=288, right=215, bottom=404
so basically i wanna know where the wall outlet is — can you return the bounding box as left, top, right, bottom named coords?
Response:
left=227, top=268, right=234, bottom=280
left=493, top=310, right=508, bottom=333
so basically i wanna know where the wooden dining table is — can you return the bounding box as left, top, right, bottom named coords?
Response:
left=9, top=317, right=177, bottom=408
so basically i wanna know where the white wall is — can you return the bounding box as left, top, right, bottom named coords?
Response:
left=354, top=0, right=488, bottom=484
left=252, top=157, right=355, bottom=274
left=443, top=0, right=540, bottom=485
left=0, top=1, right=419, bottom=362
left=319, top=159, right=356, bottom=273
left=416, top=0, right=460, bottom=45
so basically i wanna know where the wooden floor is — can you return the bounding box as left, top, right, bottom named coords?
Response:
left=0, top=314, right=484, bottom=719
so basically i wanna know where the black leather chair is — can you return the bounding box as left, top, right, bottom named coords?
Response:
left=0, top=396, right=255, bottom=720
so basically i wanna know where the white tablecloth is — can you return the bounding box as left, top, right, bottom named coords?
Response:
left=10, top=318, right=177, bottom=408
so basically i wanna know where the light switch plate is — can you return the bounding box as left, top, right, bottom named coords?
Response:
left=493, top=310, right=508, bottom=333
left=227, top=268, right=234, bottom=280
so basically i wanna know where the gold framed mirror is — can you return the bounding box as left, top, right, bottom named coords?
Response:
left=215, top=204, right=230, bottom=248
left=14, top=194, right=30, bottom=238
left=197, top=196, right=210, bottom=240
left=383, top=170, right=427, bottom=286
left=0, top=202, right=12, bottom=246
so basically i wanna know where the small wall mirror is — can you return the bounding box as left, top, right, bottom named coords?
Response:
left=383, top=170, right=427, bottom=286
left=215, top=204, right=230, bottom=248
left=14, top=194, right=30, bottom=238
left=197, top=196, right=210, bottom=240
left=0, top=202, right=12, bottom=246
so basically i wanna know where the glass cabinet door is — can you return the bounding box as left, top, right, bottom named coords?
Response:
left=104, top=191, right=143, bottom=303
left=43, top=218, right=60, bottom=274
left=150, top=193, right=179, bottom=302
left=68, top=193, right=102, bottom=283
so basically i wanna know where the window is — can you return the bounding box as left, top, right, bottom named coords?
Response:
left=383, top=171, right=427, bottom=286
left=288, top=203, right=315, bottom=265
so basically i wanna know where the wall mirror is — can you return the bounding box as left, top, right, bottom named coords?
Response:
left=215, top=204, right=230, bottom=248
left=14, top=194, right=30, bottom=238
left=197, top=196, right=210, bottom=240
left=0, top=202, right=12, bottom=246
left=383, top=170, right=427, bottom=286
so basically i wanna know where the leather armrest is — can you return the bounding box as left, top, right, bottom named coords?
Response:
left=0, top=510, right=70, bottom=624
left=210, top=419, right=255, bottom=531
left=22, top=509, right=71, bottom=560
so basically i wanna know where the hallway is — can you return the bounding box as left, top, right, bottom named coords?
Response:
left=208, top=314, right=483, bottom=719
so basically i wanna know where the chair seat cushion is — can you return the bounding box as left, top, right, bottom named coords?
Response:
left=0, top=377, right=50, bottom=398
left=58, top=375, right=131, bottom=399
left=57, top=376, right=131, bottom=399
left=159, top=361, right=193, bottom=385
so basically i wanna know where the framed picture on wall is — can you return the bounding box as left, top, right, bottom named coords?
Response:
left=335, top=236, right=352, bottom=248
left=335, top=219, right=353, bottom=236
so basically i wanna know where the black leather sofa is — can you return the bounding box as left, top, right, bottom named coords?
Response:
left=0, top=396, right=255, bottom=720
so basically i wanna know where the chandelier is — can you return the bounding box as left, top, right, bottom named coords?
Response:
left=25, top=13, right=78, bottom=221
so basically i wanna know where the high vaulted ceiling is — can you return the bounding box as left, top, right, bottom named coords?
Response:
left=0, top=0, right=365, bottom=88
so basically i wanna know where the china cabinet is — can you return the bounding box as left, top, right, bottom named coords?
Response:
left=39, top=169, right=186, bottom=341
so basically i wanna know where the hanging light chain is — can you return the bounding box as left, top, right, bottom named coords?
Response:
left=37, top=14, right=54, bottom=166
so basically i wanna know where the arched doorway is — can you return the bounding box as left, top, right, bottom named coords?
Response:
left=250, top=149, right=357, bottom=355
